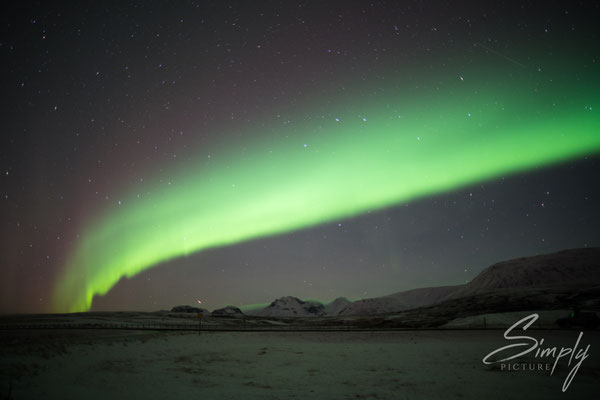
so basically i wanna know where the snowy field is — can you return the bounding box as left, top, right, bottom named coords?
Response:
left=1, top=328, right=599, bottom=399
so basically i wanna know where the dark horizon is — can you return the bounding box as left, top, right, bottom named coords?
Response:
left=2, top=1, right=599, bottom=314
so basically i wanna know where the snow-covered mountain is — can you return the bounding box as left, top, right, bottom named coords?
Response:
left=250, top=296, right=326, bottom=317
left=212, top=305, right=245, bottom=316
left=170, top=305, right=210, bottom=314
left=338, top=285, right=461, bottom=316
left=246, top=286, right=460, bottom=317
left=240, top=248, right=600, bottom=318
left=324, top=297, right=351, bottom=315
left=447, top=248, right=600, bottom=299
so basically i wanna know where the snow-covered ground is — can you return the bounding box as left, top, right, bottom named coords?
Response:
left=1, top=327, right=599, bottom=399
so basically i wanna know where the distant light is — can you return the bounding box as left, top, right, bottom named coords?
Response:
left=197, top=299, right=202, bottom=304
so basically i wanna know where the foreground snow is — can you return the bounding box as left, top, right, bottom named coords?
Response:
left=1, top=327, right=598, bottom=399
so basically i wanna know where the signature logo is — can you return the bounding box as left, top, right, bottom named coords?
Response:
left=482, top=313, right=591, bottom=392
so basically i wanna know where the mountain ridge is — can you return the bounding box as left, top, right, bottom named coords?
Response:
left=193, top=248, right=600, bottom=317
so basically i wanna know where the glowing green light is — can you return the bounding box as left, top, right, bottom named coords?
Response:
left=52, top=76, right=600, bottom=312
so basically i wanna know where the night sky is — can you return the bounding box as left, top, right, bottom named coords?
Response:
left=1, top=1, right=599, bottom=314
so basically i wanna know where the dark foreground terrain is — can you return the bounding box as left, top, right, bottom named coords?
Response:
left=1, top=312, right=599, bottom=399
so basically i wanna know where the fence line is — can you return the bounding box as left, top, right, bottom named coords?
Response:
left=0, top=322, right=364, bottom=331
left=0, top=322, right=514, bottom=331
left=0, top=322, right=451, bottom=331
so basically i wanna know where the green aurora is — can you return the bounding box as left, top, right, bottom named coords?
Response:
left=52, top=72, right=600, bottom=312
